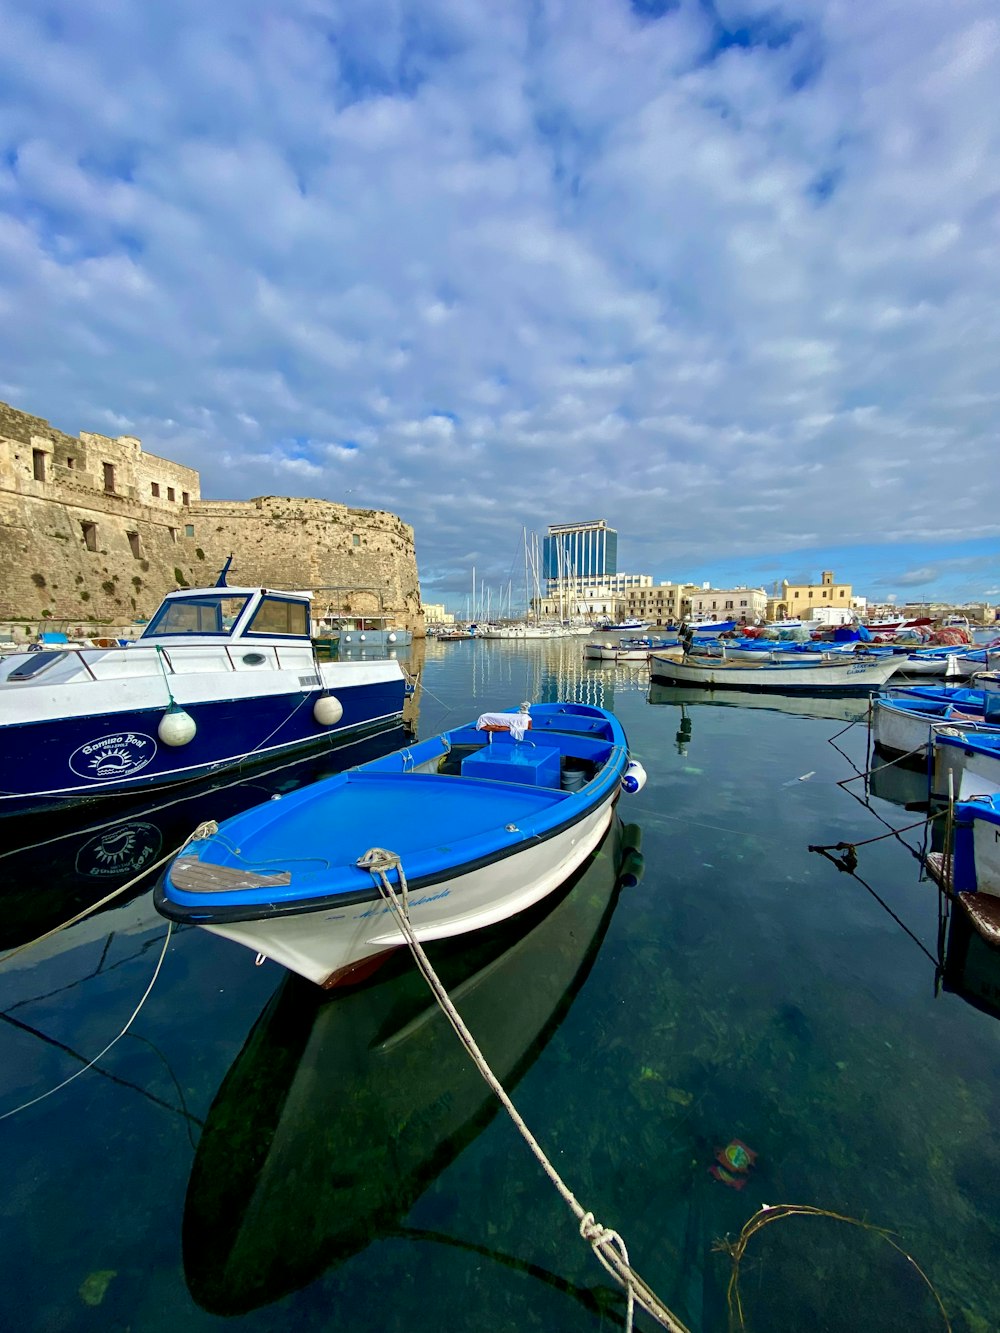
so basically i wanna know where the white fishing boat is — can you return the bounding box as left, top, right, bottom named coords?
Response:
left=933, top=731, right=1000, bottom=803
left=950, top=795, right=1000, bottom=897
left=871, top=687, right=1000, bottom=764
left=648, top=650, right=902, bottom=693
left=584, top=636, right=678, bottom=662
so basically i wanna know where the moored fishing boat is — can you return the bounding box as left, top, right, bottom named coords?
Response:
left=648, top=650, right=902, bottom=693
left=584, top=635, right=678, bottom=662
left=0, top=569, right=408, bottom=817
left=949, top=795, right=1000, bottom=897
left=933, top=731, right=1000, bottom=803
left=871, top=686, right=1000, bottom=765
left=155, top=701, right=645, bottom=987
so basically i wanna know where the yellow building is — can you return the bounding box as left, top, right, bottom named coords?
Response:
left=768, top=571, right=853, bottom=621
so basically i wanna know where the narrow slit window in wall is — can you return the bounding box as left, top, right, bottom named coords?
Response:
left=103, top=462, right=115, bottom=492
left=82, top=522, right=98, bottom=551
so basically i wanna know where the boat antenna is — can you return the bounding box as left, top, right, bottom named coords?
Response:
left=215, top=554, right=234, bottom=588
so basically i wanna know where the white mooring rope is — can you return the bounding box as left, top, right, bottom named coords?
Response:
left=355, top=847, right=692, bottom=1333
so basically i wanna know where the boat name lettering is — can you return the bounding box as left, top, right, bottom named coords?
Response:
left=355, top=888, right=451, bottom=919
left=69, top=731, right=158, bottom=781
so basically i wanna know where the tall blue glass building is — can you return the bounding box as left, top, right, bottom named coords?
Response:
left=543, top=520, right=618, bottom=585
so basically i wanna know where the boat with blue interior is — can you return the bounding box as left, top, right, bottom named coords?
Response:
left=155, top=701, right=645, bottom=988
left=0, top=559, right=408, bottom=817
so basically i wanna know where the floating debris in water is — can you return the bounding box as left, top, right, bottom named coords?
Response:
left=79, top=1270, right=116, bottom=1307
left=710, top=1139, right=758, bottom=1189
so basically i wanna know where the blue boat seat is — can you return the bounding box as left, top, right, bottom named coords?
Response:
left=461, top=743, right=561, bottom=788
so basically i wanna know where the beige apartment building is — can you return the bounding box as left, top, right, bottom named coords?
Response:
left=622, top=581, right=695, bottom=625
left=767, top=571, right=853, bottom=621
left=686, top=585, right=768, bottom=623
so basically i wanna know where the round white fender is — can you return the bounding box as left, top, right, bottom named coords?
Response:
left=158, top=705, right=197, bottom=746
left=313, top=694, right=344, bottom=726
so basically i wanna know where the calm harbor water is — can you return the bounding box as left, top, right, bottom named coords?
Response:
left=2, top=636, right=998, bottom=1332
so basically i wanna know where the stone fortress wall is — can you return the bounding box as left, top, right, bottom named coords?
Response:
left=0, top=400, right=423, bottom=635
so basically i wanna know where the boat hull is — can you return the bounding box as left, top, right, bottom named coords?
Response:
left=201, top=796, right=617, bottom=986
left=933, top=733, right=1000, bottom=803
left=954, top=797, right=1000, bottom=896
left=0, top=670, right=405, bottom=816
left=872, top=698, right=1000, bottom=766
left=649, top=653, right=901, bottom=693
left=155, top=701, right=633, bottom=987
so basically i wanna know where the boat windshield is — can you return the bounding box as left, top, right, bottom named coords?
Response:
left=140, top=594, right=251, bottom=638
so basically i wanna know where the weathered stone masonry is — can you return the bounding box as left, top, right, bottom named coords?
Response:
left=0, top=401, right=423, bottom=631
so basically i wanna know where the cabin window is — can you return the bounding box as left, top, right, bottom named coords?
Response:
left=167, top=487, right=176, bottom=502
left=127, top=531, right=141, bottom=559
left=32, top=449, right=46, bottom=481
left=151, top=482, right=160, bottom=498
left=185, top=524, right=194, bottom=537
left=81, top=522, right=98, bottom=551
left=103, top=462, right=115, bottom=492
left=142, top=593, right=250, bottom=637
left=245, top=596, right=309, bottom=638
left=182, top=491, right=190, bottom=506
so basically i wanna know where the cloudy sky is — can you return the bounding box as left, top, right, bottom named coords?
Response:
left=1, top=0, right=998, bottom=612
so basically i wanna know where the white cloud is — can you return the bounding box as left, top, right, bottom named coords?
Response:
left=0, top=0, right=998, bottom=606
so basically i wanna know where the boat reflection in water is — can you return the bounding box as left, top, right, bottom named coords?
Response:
left=646, top=682, right=872, bottom=725
left=0, top=723, right=409, bottom=954
left=182, top=818, right=642, bottom=1316
left=941, top=895, right=1000, bottom=1019
left=867, top=751, right=934, bottom=812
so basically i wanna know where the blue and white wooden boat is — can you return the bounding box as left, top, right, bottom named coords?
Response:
left=689, top=619, right=737, bottom=637
left=933, top=731, right=1000, bottom=803
left=950, top=795, right=1000, bottom=897
left=155, top=701, right=644, bottom=988
left=872, top=686, right=1000, bottom=764
left=599, top=618, right=650, bottom=632
left=0, top=573, right=408, bottom=817
left=648, top=650, right=902, bottom=692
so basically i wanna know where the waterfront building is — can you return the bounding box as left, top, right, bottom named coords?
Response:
left=543, top=520, right=617, bottom=587
left=422, top=602, right=455, bottom=627
left=767, top=571, right=853, bottom=622
left=622, top=581, right=696, bottom=625
left=687, top=585, right=768, bottom=623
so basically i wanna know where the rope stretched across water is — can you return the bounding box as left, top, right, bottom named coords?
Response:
left=356, top=847, right=691, bottom=1333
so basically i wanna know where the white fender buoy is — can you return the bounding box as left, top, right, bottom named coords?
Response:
left=387, top=632, right=397, bottom=643
left=621, top=759, right=647, bottom=794
left=313, top=693, right=344, bottom=726
left=158, top=705, right=197, bottom=746
left=359, top=633, right=366, bottom=642
left=344, top=634, right=353, bottom=643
